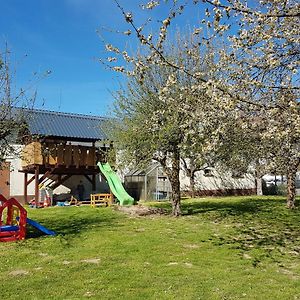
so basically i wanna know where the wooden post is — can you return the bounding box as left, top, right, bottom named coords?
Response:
left=109, top=189, right=113, bottom=205
left=92, top=142, right=96, bottom=166
left=24, top=172, right=28, bottom=204
left=35, top=166, right=39, bottom=207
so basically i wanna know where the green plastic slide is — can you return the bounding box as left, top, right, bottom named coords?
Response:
left=97, top=162, right=134, bottom=206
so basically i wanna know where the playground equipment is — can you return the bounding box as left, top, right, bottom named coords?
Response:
left=97, top=162, right=134, bottom=206
left=0, top=194, right=56, bottom=242
left=29, top=185, right=53, bottom=208
left=39, top=185, right=53, bottom=207
left=26, top=218, right=56, bottom=236
left=0, top=194, right=27, bottom=242
left=90, top=193, right=113, bottom=207
left=69, top=195, right=80, bottom=206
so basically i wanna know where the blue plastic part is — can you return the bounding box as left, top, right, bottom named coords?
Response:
left=0, top=225, right=19, bottom=232
left=26, top=218, right=56, bottom=236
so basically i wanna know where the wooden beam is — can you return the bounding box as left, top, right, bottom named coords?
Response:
left=27, top=175, right=36, bottom=186
left=50, top=174, right=72, bottom=190
left=24, top=172, right=28, bottom=204
left=38, top=170, right=52, bottom=184
left=59, top=174, right=73, bottom=186
left=84, top=174, right=93, bottom=185
left=49, top=175, right=61, bottom=190
left=42, top=176, right=54, bottom=188
left=20, top=165, right=99, bottom=176
left=35, top=166, right=39, bottom=207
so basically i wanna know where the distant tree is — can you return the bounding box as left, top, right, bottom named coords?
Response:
left=0, top=45, right=48, bottom=164
left=108, top=33, right=231, bottom=215
left=0, top=47, right=22, bottom=163
left=213, top=110, right=268, bottom=196
left=259, top=90, right=300, bottom=208
left=180, top=153, right=212, bottom=199
left=111, top=75, right=185, bottom=216
left=204, top=1, right=299, bottom=204
left=179, top=99, right=231, bottom=198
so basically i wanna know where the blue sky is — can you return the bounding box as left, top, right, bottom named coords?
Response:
left=1, top=0, right=205, bottom=116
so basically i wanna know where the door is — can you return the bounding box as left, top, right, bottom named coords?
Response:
left=0, top=162, right=10, bottom=198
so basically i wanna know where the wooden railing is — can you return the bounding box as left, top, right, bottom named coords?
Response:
left=90, top=193, right=113, bottom=207
left=21, top=142, right=100, bottom=168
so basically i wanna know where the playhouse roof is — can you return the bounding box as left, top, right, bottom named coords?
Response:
left=14, top=108, right=108, bottom=142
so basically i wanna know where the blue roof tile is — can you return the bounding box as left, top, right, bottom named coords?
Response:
left=15, top=108, right=108, bottom=141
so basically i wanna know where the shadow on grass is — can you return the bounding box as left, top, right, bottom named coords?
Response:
left=184, top=197, right=299, bottom=219
left=211, top=217, right=300, bottom=267
left=25, top=207, right=121, bottom=239
left=184, top=197, right=300, bottom=262
left=150, top=197, right=300, bottom=262
left=183, top=199, right=264, bottom=216
left=154, top=197, right=299, bottom=219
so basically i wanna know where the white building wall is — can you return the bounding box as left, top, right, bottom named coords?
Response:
left=180, top=168, right=255, bottom=192
left=6, top=145, right=37, bottom=197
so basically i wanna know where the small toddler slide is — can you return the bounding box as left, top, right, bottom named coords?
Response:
left=26, top=218, right=56, bottom=236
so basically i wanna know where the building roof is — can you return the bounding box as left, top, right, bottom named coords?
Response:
left=14, top=108, right=109, bottom=142
left=126, top=162, right=162, bottom=176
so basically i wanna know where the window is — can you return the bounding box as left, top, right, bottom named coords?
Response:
left=203, top=168, right=213, bottom=177
left=232, top=170, right=244, bottom=178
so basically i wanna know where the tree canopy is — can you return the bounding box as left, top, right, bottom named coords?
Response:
left=103, top=0, right=300, bottom=211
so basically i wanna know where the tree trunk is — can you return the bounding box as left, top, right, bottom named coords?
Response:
left=256, top=175, right=263, bottom=196
left=170, top=179, right=181, bottom=216
left=165, top=148, right=181, bottom=216
left=287, top=166, right=297, bottom=209
left=254, top=167, right=263, bottom=196
left=189, top=172, right=196, bottom=198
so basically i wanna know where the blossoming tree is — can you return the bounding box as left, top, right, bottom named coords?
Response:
left=103, top=0, right=299, bottom=208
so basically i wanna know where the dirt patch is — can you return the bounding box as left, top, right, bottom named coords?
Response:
left=183, top=244, right=200, bottom=249
left=184, top=262, right=193, bottom=268
left=115, top=205, right=167, bottom=216
left=81, top=258, right=100, bottom=264
left=243, top=253, right=252, bottom=260
left=39, top=253, right=49, bottom=257
left=9, top=269, right=29, bottom=276
left=167, top=262, right=178, bottom=266
left=278, top=268, right=299, bottom=280
left=84, top=291, right=95, bottom=297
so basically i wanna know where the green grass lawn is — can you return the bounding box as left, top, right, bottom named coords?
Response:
left=1, top=196, right=299, bottom=299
